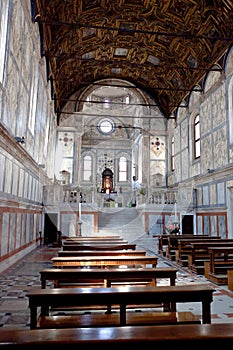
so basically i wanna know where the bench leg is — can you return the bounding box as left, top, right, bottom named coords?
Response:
left=120, top=303, right=126, bottom=325
left=202, top=301, right=211, bottom=324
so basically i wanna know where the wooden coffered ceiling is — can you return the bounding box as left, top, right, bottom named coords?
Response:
left=35, top=0, right=233, bottom=120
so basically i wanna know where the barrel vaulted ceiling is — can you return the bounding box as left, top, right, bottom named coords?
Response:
left=35, top=0, right=233, bottom=121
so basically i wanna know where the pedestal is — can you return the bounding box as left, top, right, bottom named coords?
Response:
left=77, top=220, right=83, bottom=236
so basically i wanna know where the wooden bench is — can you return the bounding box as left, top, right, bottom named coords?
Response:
left=62, top=243, right=136, bottom=251
left=26, top=284, right=214, bottom=329
left=189, top=241, right=233, bottom=275
left=157, top=234, right=202, bottom=257
left=227, top=269, right=233, bottom=291
left=64, top=236, right=125, bottom=243
left=51, top=255, right=158, bottom=268
left=37, top=310, right=200, bottom=328
left=57, top=249, right=147, bottom=257
left=204, top=246, right=233, bottom=284
left=39, top=267, right=178, bottom=289
left=174, top=237, right=221, bottom=266
left=158, top=234, right=176, bottom=256
left=62, top=239, right=128, bottom=245
left=2, top=323, right=233, bottom=348
left=66, top=235, right=122, bottom=239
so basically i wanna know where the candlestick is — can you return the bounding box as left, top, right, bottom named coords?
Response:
left=79, top=202, right=81, bottom=220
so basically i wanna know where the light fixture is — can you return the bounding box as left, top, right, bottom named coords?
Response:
left=15, top=136, right=25, bottom=144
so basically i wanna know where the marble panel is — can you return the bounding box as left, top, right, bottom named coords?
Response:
left=180, top=118, right=188, bottom=149
left=9, top=213, right=16, bottom=252
left=27, top=174, right=32, bottom=200
left=17, top=83, right=29, bottom=136
left=1, top=213, right=9, bottom=256
left=203, top=186, right=209, bottom=205
left=0, top=153, right=5, bottom=191
left=4, top=158, right=12, bottom=194
left=15, top=214, right=21, bottom=249
left=18, top=168, right=24, bottom=198
left=210, top=216, right=217, bottom=236
left=23, top=173, right=28, bottom=199
left=203, top=216, right=210, bottom=235
left=12, top=163, right=19, bottom=196
left=217, top=182, right=225, bottom=204
left=181, top=148, right=189, bottom=180
left=149, top=215, right=163, bottom=235
left=61, top=213, right=77, bottom=236
left=4, top=55, right=19, bottom=132
left=212, top=85, right=226, bottom=128
left=25, top=214, right=30, bottom=243
left=21, top=214, right=26, bottom=245
left=200, top=98, right=211, bottom=136
left=197, top=215, right=203, bottom=234
left=197, top=188, right=203, bottom=206
left=150, top=160, right=165, bottom=186
left=201, top=135, right=212, bottom=172
left=218, top=215, right=226, bottom=238
left=81, top=214, right=95, bottom=235
left=209, top=184, right=216, bottom=205
left=213, top=127, right=228, bottom=168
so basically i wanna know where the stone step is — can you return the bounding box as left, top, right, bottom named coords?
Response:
left=98, top=208, right=144, bottom=241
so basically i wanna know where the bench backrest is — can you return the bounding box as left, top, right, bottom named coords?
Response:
left=57, top=249, right=147, bottom=257
left=62, top=244, right=137, bottom=251
left=2, top=324, right=233, bottom=348
left=51, top=255, right=158, bottom=268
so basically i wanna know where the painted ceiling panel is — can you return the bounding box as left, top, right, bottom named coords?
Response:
left=35, top=0, right=233, bottom=119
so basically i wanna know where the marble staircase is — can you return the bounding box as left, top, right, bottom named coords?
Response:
left=98, top=207, right=145, bottom=242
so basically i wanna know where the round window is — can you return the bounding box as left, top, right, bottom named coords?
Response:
left=98, top=119, right=115, bottom=135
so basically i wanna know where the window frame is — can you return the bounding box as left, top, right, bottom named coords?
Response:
left=194, top=114, right=200, bottom=159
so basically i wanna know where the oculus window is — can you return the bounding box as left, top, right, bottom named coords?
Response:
left=98, top=119, right=115, bottom=135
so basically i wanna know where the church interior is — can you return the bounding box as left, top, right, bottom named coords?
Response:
left=0, top=0, right=233, bottom=265
left=1, top=0, right=233, bottom=344
left=1, top=0, right=233, bottom=264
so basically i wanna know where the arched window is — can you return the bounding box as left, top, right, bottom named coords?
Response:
left=171, top=136, right=175, bottom=171
left=118, top=156, right=127, bottom=181
left=194, top=114, right=200, bottom=159
left=83, top=154, right=92, bottom=181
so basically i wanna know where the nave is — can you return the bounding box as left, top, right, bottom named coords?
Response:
left=0, top=234, right=233, bottom=330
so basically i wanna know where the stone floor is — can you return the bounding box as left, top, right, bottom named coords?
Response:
left=0, top=234, right=233, bottom=329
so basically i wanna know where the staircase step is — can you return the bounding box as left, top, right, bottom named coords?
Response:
left=98, top=208, right=144, bottom=241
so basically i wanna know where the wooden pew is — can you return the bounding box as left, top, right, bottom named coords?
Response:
left=57, top=249, right=147, bottom=257
left=39, top=267, right=178, bottom=289
left=0, top=323, right=231, bottom=349
left=189, top=241, right=233, bottom=275
left=65, top=235, right=123, bottom=241
left=26, top=284, right=214, bottom=329
left=62, top=243, right=137, bottom=251
left=174, top=237, right=221, bottom=266
left=62, top=239, right=128, bottom=245
left=166, top=235, right=220, bottom=261
left=158, top=234, right=199, bottom=257
left=51, top=255, right=158, bottom=268
left=228, top=269, right=233, bottom=291
left=2, top=324, right=233, bottom=348
left=204, top=246, right=233, bottom=284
